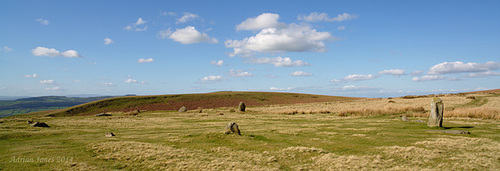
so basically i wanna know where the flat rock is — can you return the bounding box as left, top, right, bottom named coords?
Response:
left=426, top=130, right=470, bottom=134
left=95, top=113, right=112, bottom=117
left=31, top=122, right=49, bottom=127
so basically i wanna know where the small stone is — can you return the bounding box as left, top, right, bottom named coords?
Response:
left=178, top=106, right=187, bottom=112
left=95, top=113, right=112, bottom=117
left=31, top=122, right=49, bottom=127
left=401, top=116, right=410, bottom=121
left=27, top=120, right=33, bottom=124
left=105, top=132, right=115, bottom=137
left=224, top=122, right=241, bottom=135
left=238, top=102, right=246, bottom=112
left=426, top=130, right=470, bottom=134
left=466, top=96, right=476, bottom=99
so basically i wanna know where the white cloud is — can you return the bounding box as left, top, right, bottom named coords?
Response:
left=226, top=23, right=335, bottom=57
left=337, top=26, right=346, bottom=30
left=466, top=71, right=500, bottom=78
left=298, top=12, right=358, bottom=22
left=138, top=58, right=154, bottom=63
left=45, top=87, right=64, bottom=91
left=104, top=38, right=113, bottom=45
left=39, top=80, right=55, bottom=85
left=244, top=57, right=310, bottom=67
left=98, top=83, right=116, bottom=87
left=341, top=85, right=379, bottom=91
left=236, top=13, right=286, bottom=31
left=343, top=74, right=377, bottom=82
left=176, top=12, right=199, bottom=23
left=200, top=75, right=225, bottom=83
left=31, top=47, right=82, bottom=58
left=229, top=69, right=253, bottom=77
left=412, top=75, right=445, bottom=82
left=36, top=18, right=49, bottom=25
left=124, top=17, right=147, bottom=31
left=428, top=61, right=500, bottom=75
left=378, top=69, right=406, bottom=77
left=24, top=73, right=39, bottom=78
left=210, top=60, right=224, bottom=66
left=125, top=78, right=146, bottom=84
left=160, top=26, right=218, bottom=44
left=291, top=71, right=313, bottom=76
left=3, top=46, right=12, bottom=52
left=270, top=87, right=294, bottom=91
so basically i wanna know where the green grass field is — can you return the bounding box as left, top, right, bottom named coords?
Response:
left=1, top=110, right=498, bottom=170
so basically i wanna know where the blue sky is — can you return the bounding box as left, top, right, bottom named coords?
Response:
left=0, top=0, right=499, bottom=97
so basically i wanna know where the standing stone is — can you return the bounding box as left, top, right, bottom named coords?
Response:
left=224, top=122, right=241, bottom=135
left=238, top=102, right=246, bottom=112
left=178, top=106, right=187, bottom=112
left=427, top=97, right=444, bottom=127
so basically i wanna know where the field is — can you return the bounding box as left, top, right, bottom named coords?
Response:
left=0, top=91, right=499, bottom=170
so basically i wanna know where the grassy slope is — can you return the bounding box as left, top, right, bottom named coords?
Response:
left=39, top=92, right=358, bottom=117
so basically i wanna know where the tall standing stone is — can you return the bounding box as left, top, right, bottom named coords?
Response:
left=238, top=102, right=246, bottom=112
left=427, top=97, right=444, bottom=127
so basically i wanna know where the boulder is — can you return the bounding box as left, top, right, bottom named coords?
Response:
left=178, top=106, right=187, bottom=112
left=224, top=122, right=241, bottom=135
left=95, top=113, right=112, bottom=117
left=401, top=116, right=410, bottom=121
left=31, top=122, right=49, bottom=127
left=427, top=97, right=444, bottom=127
left=238, top=102, right=246, bottom=112
left=105, top=132, right=115, bottom=137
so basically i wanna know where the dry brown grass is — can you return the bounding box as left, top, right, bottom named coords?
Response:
left=251, top=93, right=500, bottom=119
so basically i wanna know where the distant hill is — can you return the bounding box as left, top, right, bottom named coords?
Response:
left=41, top=92, right=359, bottom=117
left=0, top=96, right=114, bottom=117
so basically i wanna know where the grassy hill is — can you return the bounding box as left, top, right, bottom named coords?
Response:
left=43, top=92, right=358, bottom=117
left=0, top=96, right=114, bottom=118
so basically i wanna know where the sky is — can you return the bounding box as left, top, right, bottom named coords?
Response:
left=0, top=0, right=499, bottom=98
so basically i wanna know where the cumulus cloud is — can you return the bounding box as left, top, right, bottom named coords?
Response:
left=378, top=69, right=406, bottom=77
left=229, top=69, right=253, bottom=77
left=39, top=80, right=55, bottom=85
left=428, top=61, right=500, bottom=75
left=298, top=12, right=358, bottom=22
left=270, top=87, right=294, bottom=91
left=236, top=13, right=286, bottom=31
left=138, top=58, right=154, bottom=63
left=176, top=12, right=199, bottom=23
left=124, top=17, right=147, bottom=31
left=159, top=26, right=218, bottom=44
left=31, top=47, right=82, bottom=58
left=244, top=57, right=310, bottom=67
left=331, top=74, right=378, bottom=83
left=3, top=46, right=12, bottom=52
left=210, top=60, right=224, bottom=66
left=36, top=18, right=49, bottom=25
left=125, top=78, right=146, bottom=84
left=98, top=83, right=116, bottom=86
left=24, top=73, right=38, bottom=78
left=465, top=71, right=500, bottom=78
left=291, top=71, right=313, bottom=76
left=411, top=71, right=424, bottom=76
left=200, top=75, right=225, bottom=83
left=226, top=23, right=335, bottom=57
left=412, top=75, right=445, bottom=82
left=104, top=38, right=113, bottom=45
left=45, top=87, right=64, bottom=91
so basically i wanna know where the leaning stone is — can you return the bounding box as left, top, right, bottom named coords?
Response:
left=427, top=97, right=444, bottom=127
left=95, top=113, right=112, bottom=117
left=426, top=130, right=470, bottom=134
left=238, top=102, right=246, bottom=112
left=178, top=106, right=187, bottom=112
left=105, top=132, right=115, bottom=137
left=31, top=122, right=49, bottom=127
left=401, top=116, right=410, bottom=121
left=224, top=122, right=241, bottom=135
